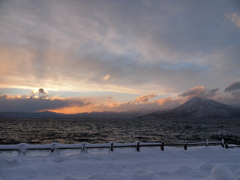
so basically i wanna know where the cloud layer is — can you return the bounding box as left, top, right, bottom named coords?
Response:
left=0, top=94, right=87, bottom=113
left=0, top=0, right=240, bottom=112
left=1, top=82, right=240, bottom=113
left=179, top=86, right=219, bottom=99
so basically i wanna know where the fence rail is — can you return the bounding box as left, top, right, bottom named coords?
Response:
left=0, top=139, right=233, bottom=156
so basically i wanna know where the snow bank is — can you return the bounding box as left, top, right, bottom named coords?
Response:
left=0, top=146, right=240, bottom=180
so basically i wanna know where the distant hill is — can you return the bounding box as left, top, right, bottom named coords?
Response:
left=0, top=108, right=156, bottom=119
left=140, top=97, right=240, bottom=119
left=1, top=97, right=240, bottom=119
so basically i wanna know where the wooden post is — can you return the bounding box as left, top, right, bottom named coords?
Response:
left=19, top=143, right=26, bottom=156
left=206, top=139, right=209, bottom=146
left=51, top=143, right=60, bottom=155
left=221, top=139, right=225, bottom=148
left=51, top=143, right=55, bottom=153
left=161, top=141, right=164, bottom=151
left=110, top=142, right=114, bottom=152
left=136, top=142, right=140, bottom=152
left=81, top=143, right=85, bottom=152
left=184, top=140, right=187, bottom=150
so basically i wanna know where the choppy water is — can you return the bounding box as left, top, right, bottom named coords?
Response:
left=0, top=118, right=239, bottom=145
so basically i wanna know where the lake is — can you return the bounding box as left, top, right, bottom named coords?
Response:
left=0, top=118, right=239, bottom=144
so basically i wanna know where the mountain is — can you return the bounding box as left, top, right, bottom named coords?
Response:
left=140, top=97, right=240, bottom=119
left=0, top=108, right=155, bottom=119
left=1, top=98, right=240, bottom=119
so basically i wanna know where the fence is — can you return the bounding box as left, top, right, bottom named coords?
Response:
left=1, top=139, right=238, bottom=156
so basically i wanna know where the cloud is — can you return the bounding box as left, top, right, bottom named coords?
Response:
left=103, top=74, right=110, bottom=81
left=0, top=0, right=239, bottom=107
left=31, top=88, right=49, bottom=99
left=232, top=91, right=240, bottom=98
left=42, top=94, right=183, bottom=113
left=207, top=88, right=219, bottom=98
left=179, top=86, right=219, bottom=99
left=135, top=94, right=157, bottom=103
left=213, top=94, right=240, bottom=108
left=224, top=81, right=240, bottom=93
left=225, top=13, right=240, bottom=30
left=1, top=85, right=240, bottom=114
left=158, top=97, right=176, bottom=105
left=38, top=88, right=49, bottom=98
left=0, top=95, right=86, bottom=112
left=39, top=88, right=47, bottom=94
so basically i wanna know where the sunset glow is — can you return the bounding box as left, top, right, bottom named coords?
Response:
left=0, top=0, right=240, bottom=113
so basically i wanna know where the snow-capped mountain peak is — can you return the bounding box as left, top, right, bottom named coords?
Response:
left=142, top=97, right=240, bottom=119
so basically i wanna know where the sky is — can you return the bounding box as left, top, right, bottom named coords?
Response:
left=0, top=0, right=240, bottom=114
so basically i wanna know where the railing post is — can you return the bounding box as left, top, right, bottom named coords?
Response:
left=206, top=139, right=209, bottom=146
left=221, top=139, right=225, bottom=148
left=51, top=143, right=55, bottom=153
left=81, top=143, right=85, bottom=152
left=161, top=141, right=164, bottom=151
left=184, top=140, right=187, bottom=150
left=51, top=142, right=60, bottom=155
left=136, top=141, right=140, bottom=152
left=19, top=143, right=26, bottom=156
left=110, top=142, right=114, bottom=152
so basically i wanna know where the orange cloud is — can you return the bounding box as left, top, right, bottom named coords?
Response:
left=157, top=97, right=173, bottom=105
left=135, top=94, right=157, bottom=103
left=225, top=13, right=240, bottom=30
left=103, top=74, right=110, bottom=81
left=45, top=101, right=118, bottom=114
left=45, top=106, right=93, bottom=114
left=156, top=96, right=183, bottom=108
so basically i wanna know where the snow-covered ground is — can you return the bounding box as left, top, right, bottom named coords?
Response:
left=0, top=146, right=240, bottom=180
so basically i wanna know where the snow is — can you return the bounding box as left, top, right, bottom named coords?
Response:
left=148, top=96, right=240, bottom=119
left=1, top=146, right=240, bottom=180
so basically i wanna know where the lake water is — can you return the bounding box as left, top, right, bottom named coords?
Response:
left=0, top=118, right=239, bottom=145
